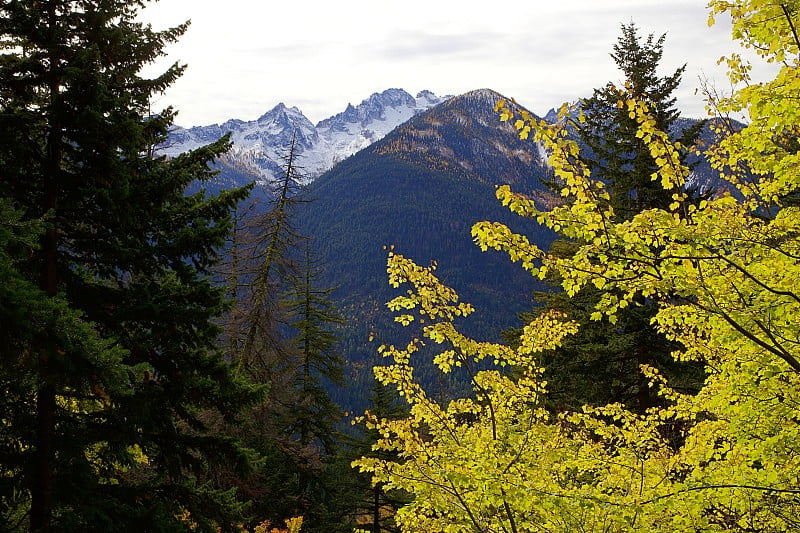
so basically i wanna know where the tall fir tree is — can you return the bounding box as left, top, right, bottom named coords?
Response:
left=285, top=245, right=344, bottom=453
left=515, top=23, right=706, bottom=413
left=224, top=134, right=305, bottom=383
left=579, top=22, right=705, bottom=219
left=281, top=244, right=349, bottom=530
left=0, top=2, right=260, bottom=531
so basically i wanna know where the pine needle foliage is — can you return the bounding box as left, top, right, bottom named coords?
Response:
left=0, top=2, right=260, bottom=530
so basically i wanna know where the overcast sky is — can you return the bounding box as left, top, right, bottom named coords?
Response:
left=140, top=1, right=767, bottom=128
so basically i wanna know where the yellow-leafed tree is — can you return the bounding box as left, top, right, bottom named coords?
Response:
left=354, top=1, right=800, bottom=531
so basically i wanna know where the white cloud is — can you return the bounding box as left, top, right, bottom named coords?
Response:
left=140, top=1, right=771, bottom=127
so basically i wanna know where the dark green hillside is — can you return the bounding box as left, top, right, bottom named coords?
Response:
left=298, top=89, right=557, bottom=409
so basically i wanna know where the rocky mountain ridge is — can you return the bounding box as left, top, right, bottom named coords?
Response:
left=160, top=88, right=449, bottom=183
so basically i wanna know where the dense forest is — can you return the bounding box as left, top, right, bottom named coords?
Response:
left=2, top=1, right=800, bottom=532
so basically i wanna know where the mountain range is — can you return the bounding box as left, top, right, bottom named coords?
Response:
left=161, top=88, right=449, bottom=184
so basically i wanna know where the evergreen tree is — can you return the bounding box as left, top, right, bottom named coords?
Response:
left=279, top=245, right=349, bottom=530
left=346, top=380, right=412, bottom=533
left=224, top=134, right=306, bottom=383
left=518, top=23, right=706, bottom=413
left=579, top=22, right=705, bottom=220
left=0, top=2, right=259, bottom=530
left=285, top=245, right=345, bottom=453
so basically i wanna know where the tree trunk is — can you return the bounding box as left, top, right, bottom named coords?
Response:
left=30, top=383, right=56, bottom=532
left=31, top=14, right=62, bottom=525
left=372, top=484, right=381, bottom=533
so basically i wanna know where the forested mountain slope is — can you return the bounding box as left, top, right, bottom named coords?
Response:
left=297, top=89, right=557, bottom=407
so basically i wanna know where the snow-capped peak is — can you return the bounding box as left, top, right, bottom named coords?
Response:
left=415, top=90, right=441, bottom=106
left=161, top=89, right=449, bottom=183
left=312, top=89, right=449, bottom=170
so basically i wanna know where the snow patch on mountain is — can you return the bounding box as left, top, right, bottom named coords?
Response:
left=160, top=89, right=449, bottom=183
